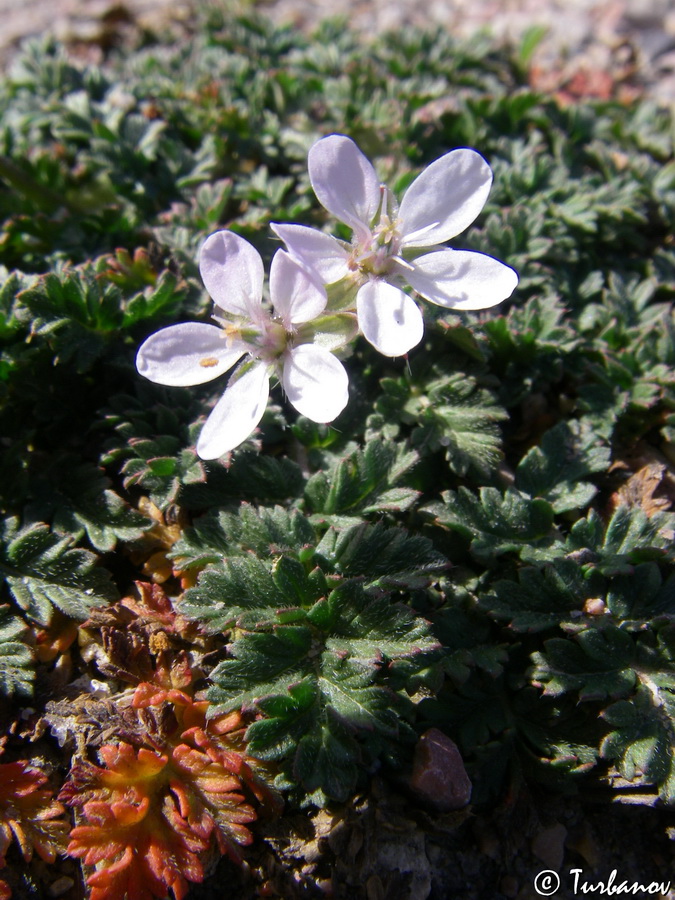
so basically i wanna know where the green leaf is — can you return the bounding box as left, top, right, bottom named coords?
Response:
left=180, top=555, right=282, bottom=632
left=315, top=521, right=447, bottom=589
left=425, top=486, right=557, bottom=565
left=601, top=683, right=675, bottom=803
left=515, top=419, right=610, bottom=513
left=304, top=440, right=419, bottom=522
left=182, top=452, right=305, bottom=508
left=272, top=556, right=323, bottom=608
left=208, top=625, right=315, bottom=712
left=317, top=652, right=401, bottom=737
left=15, top=260, right=185, bottom=372
left=171, top=504, right=316, bottom=570
left=207, top=582, right=434, bottom=799
left=606, top=564, right=675, bottom=621
left=484, top=560, right=603, bottom=632
left=430, top=605, right=509, bottom=683
left=371, top=369, right=507, bottom=477
left=324, top=581, right=440, bottom=662
left=566, top=506, right=675, bottom=575
left=0, top=518, right=118, bottom=625
left=29, top=462, right=149, bottom=552
left=0, top=604, right=33, bottom=697
left=531, top=627, right=637, bottom=700
left=246, top=679, right=322, bottom=760
left=292, top=708, right=361, bottom=802
left=101, top=387, right=206, bottom=510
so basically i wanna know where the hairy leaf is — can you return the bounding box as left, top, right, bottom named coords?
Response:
left=566, top=505, right=675, bottom=575
left=484, top=559, right=606, bottom=632
left=208, top=582, right=437, bottom=800
left=515, top=419, right=610, bottom=512
left=0, top=517, right=118, bottom=625
left=172, top=504, right=316, bottom=570
left=425, top=486, right=557, bottom=564
left=28, top=462, right=149, bottom=552
left=304, top=439, right=419, bottom=523
left=0, top=605, right=33, bottom=697
left=315, top=521, right=448, bottom=589
left=371, top=368, right=508, bottom=478
left=531, top=626, right=637, bottom=700
left=601, top=682, right=675, bottom=803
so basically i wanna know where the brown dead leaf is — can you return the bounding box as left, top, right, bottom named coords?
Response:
left=608, top=445, right=675, bottom=516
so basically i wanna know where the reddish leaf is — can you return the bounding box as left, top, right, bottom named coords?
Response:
left=63, top=729, right=259, bottom=900
left=0, top=752, right=69, bottom=900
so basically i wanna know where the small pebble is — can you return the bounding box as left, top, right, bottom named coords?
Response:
left=410, top=728, right=472, bottom=812
left=48, top=876, right=75, bottom=898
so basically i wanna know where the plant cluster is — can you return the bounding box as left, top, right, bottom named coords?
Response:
left=0, top=6, right=674, bottom=898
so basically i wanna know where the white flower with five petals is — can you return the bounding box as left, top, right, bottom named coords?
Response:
left=136, top=230, right=349, bottom=459
left=272, top=134, right=518, bottom=357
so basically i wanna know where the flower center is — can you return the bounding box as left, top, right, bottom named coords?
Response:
left=214, top=309, right=300, bottom=369
left=347, top=187, right=403, bottom=278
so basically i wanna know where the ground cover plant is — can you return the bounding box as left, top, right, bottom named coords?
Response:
left=0, top=4, right=674, bottom=897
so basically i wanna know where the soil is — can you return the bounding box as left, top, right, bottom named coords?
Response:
left=0, top=0, right=674, bottom=101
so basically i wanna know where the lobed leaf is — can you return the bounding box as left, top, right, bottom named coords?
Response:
left=425, top=486, right=558, bottom=565
left=304, top=439, right=419, bottom=523
left=531, top=626, right=637, bottom=700
left=0, top=517, right=118, bottom=626
left=208, top=582, right=437, bottom=800
left=0, top=604, right=33, bottom=697
left=515, top=418, right=610, bottom=513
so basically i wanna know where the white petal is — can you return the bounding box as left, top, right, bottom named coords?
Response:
left=308, top=135, right=381, bottom=240
left=136, top=323, right=246, bottom=386
left=283, top=344, right=349, bottom=423
left=196, top=362, right=270, bottom=459
left=198, top=230, right=264, bottom=318
left=405, top=249, right=519, bottom=310
left=356, top=280, right=424, bottom=357
left=399, top=149, right=493, bottom=248
left=270, top=222, right=350, bottom=284
left=269, top=250, right=327, bottom=329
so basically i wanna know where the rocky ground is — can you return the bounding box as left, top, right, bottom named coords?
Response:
left=0, top=0, right=674, bottom=101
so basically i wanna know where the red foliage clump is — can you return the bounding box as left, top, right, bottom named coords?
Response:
left=61, top=684, right=279, bottom=900
left=0, top=748, right=69, bottom=899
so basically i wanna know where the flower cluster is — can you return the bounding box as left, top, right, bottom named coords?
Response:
left=137, top=135, right=518, bottom=458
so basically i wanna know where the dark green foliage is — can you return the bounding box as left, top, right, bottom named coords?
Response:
left=0, top=518, right=118, bottom=626
left=367, top=364, right=508, bottom=478
left=515, top=419, right=611, bottom=512
left=531, top=627, right=638, bottom=700
left=16, top=263, right=186, bottom=372
left=207, top=581, right=439, bottom=802
left=483, top=559, right=601, bottom=632
left=26, top=461, right=149, bottom=552
left=425, top=486, right=557, bottom=564
left=304, top=439, right=420, bottom=524
left=0, top=5, right=674, bottom=817
left=601, top=680, right=675, bottom=802
left=173, top=504, right=316, bottom=570
left=566, top=506, right=675, bottom=575
left=0, top=604, right=33, bottom=697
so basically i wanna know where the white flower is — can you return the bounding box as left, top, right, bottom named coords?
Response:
left=136, top=230, right=349, bottom=459
left=272, top=134, right=518, bottom=357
